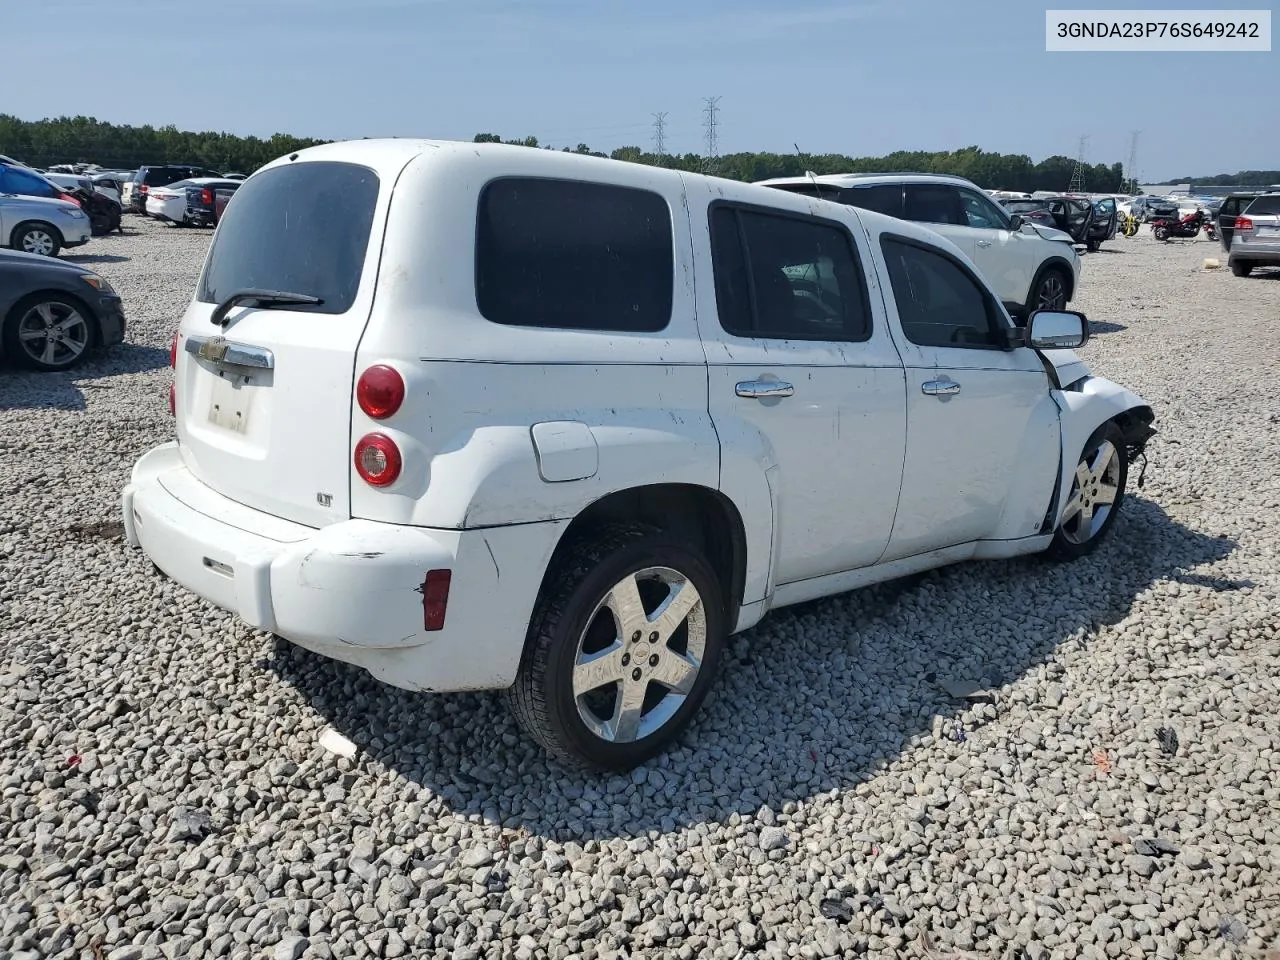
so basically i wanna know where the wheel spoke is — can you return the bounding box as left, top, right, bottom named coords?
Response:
left=573, top=643, right=626, bottom=696
left=609, top=677, right=647, bottom=742
left=1094, top=480, right=1118, bottom=506
left=56, top=312, right=84, bottom=334
left=650, top=578, right=701, bottom=644
left=604, top=573, right=647, bottom=637
left=18, top=328, right=46, bottom=341
left=1077, top=500, right=1095, bottom=528
left=36, top=303, right=56, bottom=323
left=40, top=339, right=58, bottom=365
left=1061, top=493, right=1083, bottom=524
left=1075, top=461, right=1092, bottom=490
left=650, top=651, right=699, bottom=694
left=1090, top=442, right=1115, bottom=479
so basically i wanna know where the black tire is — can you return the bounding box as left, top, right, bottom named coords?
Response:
left=1230, top=259, right=1252, bottom=278
left=1086, top=239, right=1099, bottom=252
left=3, top=292, right=97, bottom=372
left=1152, top=224, right=1169, bottom=242
left=1028, top=266, right=1069, bottom=313
left=10, top=222, right=62, bottom=258
left=1047, top=421, right=1128, bottom=561
left=506, top=523, right=726, bottom=770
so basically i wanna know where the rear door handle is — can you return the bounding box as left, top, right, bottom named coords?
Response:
left=976, top=239, right=992, bottom=248
left=736, top=380, right=795, bottom=399
left=922, top=379, right=961, bottom=397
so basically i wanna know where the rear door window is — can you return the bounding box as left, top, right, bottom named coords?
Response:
left=841, top=184, right=903, bottom=217
left=197, top=161, right=380, bottom=316
left=903, top=184, right=966, bottom=226
left=475, top=177, right=674, bottom=332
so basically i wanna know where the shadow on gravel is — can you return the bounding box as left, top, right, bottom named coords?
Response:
left=269, top=495, right=1236, bottom=842
left=0, top=344, right=169, bottom=410
left=1088, top=321, right=1128, bottom=334
left=62, top=253, right=131, bottom=265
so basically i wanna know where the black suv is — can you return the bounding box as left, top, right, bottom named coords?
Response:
left=130, top=164, right=221, bottom=215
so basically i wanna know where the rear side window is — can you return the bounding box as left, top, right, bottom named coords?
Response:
left=904, top=184, right=966, bottom=226
left=881, top=236, right=1005, bottom=350
left=841, top=184, right=903, bottom=217
left=709, top=204, right=871, bottom=342
left=1244, top=195, right=1280, bottom=215
left=197, top=161, right=379, bottom=315
left=475, top=177, right=673, bottom=332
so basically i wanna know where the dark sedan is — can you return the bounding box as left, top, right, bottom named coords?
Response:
left=0, top=250, right=126, bottom=371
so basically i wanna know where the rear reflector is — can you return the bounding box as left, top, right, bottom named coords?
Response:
left=354, top=433, right=402, bottom=486
left=169, top=333, right=178, bottom=368
left=421, top=569, right=452, bottom=631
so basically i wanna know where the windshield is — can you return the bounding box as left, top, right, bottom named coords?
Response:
left=196, top=161, right=380, bottom=315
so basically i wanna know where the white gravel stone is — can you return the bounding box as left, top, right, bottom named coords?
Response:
left=2, top=219, right=1279, bottom=960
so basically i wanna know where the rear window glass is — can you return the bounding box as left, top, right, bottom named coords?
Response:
left=475, top=177, right=674, bottom=332
left=197, top=161, right=379, bottom=316
left=1244, top=195, right=1280, bottom=215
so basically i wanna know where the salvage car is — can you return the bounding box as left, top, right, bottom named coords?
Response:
left=146, top=178, right=243, bottom=227
left=756, top=172, right=1082, bottom=321
left=0, top=192, right=92, bottom=257
left=1, top=249, right=126, bottom=371
left=1228, top=193, right=1280, bottom=277
left=122, top=141, right=1156, bottom=770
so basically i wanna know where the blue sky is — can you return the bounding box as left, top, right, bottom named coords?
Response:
left=7, top=0, right=1278, bottom=179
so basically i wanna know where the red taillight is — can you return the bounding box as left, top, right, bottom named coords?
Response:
left=61, top=193, right=81, bottom=207
left=139, top=184, right=149, bottom=193
left=356, top=364, right=405, bottom=420
left=168, top=382, right=176, bottom=417
left=169, top=333, right=178, bottom=368
left=1235, top=216, right=1252, bottom=231
left=200, top=188, right=213, bottom=205
left=354, top=433, right=402, bottom=487
left=421, top=570, right=452, bottom=631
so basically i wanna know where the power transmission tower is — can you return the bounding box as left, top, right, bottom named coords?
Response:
left=651, top=112, right=668, bottom=164
left=1125, top=131, right=1140, bottom=193
left=702, top=97, right=722, bottom=175
left=1067, top=134, right=1089, bottom=193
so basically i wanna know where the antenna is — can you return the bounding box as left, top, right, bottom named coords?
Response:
left=1125, top=130, right=1140, bottom=193
left=1068, top=134, right=1089, bottom=193
left=702, top=97, right=721, bottom=175
left=651, top=112, right=668, bottom=164
left=794, top=142, right=824, bottom=196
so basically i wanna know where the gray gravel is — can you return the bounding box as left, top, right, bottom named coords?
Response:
left=2, top=218, right=1279, bottom=960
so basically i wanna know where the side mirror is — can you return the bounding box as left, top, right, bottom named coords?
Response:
left=1008, top=214, right=1023, bottom=231
left=1027, top=309, right=1089, bottom=350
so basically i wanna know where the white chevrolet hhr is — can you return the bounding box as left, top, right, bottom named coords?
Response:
left=123, top=140, right=1156, bottom=770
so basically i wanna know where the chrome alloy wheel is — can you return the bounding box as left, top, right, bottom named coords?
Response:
left=1060, top=439, right=1121, bottom=544
left=17, top=300, right=90, bottom=368
left=572, top=566, right=706, bottom=744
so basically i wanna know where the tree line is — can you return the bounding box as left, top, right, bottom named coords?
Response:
left=6, top=114, right=1272, bottom=193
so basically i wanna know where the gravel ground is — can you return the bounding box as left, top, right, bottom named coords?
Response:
left=2, top=217, right=1278, bottom=960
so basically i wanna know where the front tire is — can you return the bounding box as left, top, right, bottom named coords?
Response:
left=507, top=523, right=726, bottom=770
left=1048, top=422, right=1128, bottom=561
left=3, top=293, right=95, bottom=372
left=1029, top=267, right=1069, bottom=313
left=1230, top=259, right=1252, bottom=277
left=11, top=222, right=62, bottom=258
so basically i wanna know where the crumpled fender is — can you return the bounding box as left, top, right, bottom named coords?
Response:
left=1048, top=374, right=1156, bottom=529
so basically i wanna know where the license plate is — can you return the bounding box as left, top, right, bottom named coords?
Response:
left=207, top=372, right=251, bottom=433
left=1256, top=226, right=1279, bottom=237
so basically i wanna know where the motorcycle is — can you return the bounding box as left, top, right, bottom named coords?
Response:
left=1120, top=212, right=1141, bottom=238
left=1150, top=209, right=1209, bottom=242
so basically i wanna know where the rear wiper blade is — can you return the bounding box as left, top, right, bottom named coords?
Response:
left=211, top=289, right=323, bottom=327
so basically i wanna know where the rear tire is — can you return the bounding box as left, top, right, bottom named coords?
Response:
left=1230, top=259, right=1252, bottom=277
left=1152, top=224, right=1169, bottom=242
left=506, top=523, right=726, bottom=770
left=1047, top=422, right=1128, bottom=561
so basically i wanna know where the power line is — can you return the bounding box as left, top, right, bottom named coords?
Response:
left=702, top=97, right=721, bottom=175
left=652, top=112, right=668, bottom=163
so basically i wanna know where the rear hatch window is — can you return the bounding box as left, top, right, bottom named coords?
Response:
left=1244, top=195, right=1280, bottom=216
left=197, top=161, right=379, bottom=316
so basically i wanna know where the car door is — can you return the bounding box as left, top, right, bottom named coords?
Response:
left=1094, top=198, right=1117, bottom=239
left=870, top=232, right=1061, bottom=561
left=688, top=183, right=908, bottom=585
left=1219, top=196, right=1247, bottom=249
left=955, top=186, right=1047, bottom=309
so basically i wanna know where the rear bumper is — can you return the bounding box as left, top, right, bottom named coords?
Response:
left=1229, top=241, right=1280, bottom=265
left=121, top=443, right=566, bottom=692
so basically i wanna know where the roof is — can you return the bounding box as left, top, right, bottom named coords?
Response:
left=755, top=171, right=978, bottom=189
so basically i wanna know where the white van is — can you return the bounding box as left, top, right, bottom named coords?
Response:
left=122, top=140, right=1156, bottom=770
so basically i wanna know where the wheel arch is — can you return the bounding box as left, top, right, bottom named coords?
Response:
left=535, top=483, right=750, bottom=630
left=1025, top=255, right=1077, bottom=310
left=9, top=220, right=66, bottom=250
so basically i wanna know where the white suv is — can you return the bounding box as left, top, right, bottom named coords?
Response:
left=122, top=141, right=1154, bottom=770
left=756, top=172, right=1082, bottom=321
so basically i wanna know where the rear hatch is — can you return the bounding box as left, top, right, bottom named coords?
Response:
left=174, top=148, right=420, bottom=528
left=1238, top=195, right=1280, bottom=247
